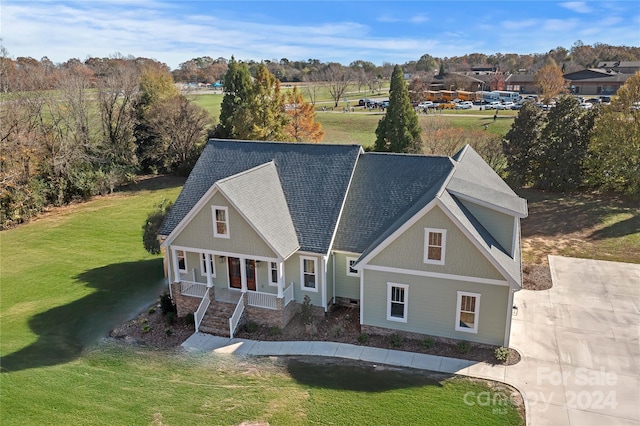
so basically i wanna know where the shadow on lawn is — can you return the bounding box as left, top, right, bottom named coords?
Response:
left=286, top=358, right=447, bottom=392
left=0, top=259, right=166, bottom=373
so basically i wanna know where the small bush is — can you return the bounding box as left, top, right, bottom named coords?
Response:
left=184, top=312, right=195, bottom=325
left=456, top=341, right=470, bottom=354
left=246, top=321, right=258, bottom=333
left=269, top=326, right=281, bottom=336
left=300, top=295, right=313, bottom=325
left=421, top=338, right=435, bottom=349
left=389, top=333, right=404, bottom=348
left=142, top=325, right=151, bottom=333
left=148, top=306, right=156, bottom=314
left=358, top=333, right=369, bottom=344
left=159, top=292, right=176, bottom=315
left=165, top=311, right=176, bottom=325
left=332, top=326, right=343, bottom=338
left=495, top=346, right=510, bottom=362
left=141, top=318, right=149, bottom=324
left=165, top=327, right=173, bottom=336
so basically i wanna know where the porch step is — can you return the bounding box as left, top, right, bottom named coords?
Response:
left=198, top=301, right=237, bottom=337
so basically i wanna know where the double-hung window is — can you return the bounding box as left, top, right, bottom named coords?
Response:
left=346, top=256, right=359, bottom=277
left=424, top=228, right=446, bottom=265
left=387, top=283, right=408, bottom=322
left=200, top=253, right=216, bottom=277
left=300, top=257, right=318, bottom=292
left=177, top=250, right=186, bottom=273
left=212, top=206, right=229, bottom=238
left=455, top=291, right=480, bottom=333
left=269, top=262, right=278, bottom=287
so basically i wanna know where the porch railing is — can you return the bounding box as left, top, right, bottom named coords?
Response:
left=229, top=297, right=245, bottom=339
left=247, top=290, right=277, bottom=310
left=194, top=288, right=211, bottom=333
left=181, top=281, right=208, bottom=298
left=284, top=283, right=294, bottom=306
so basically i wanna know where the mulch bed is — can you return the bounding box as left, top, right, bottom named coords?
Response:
left=522, top=262, right=553, bottom=290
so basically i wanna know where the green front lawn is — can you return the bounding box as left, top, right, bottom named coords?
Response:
left=0, top=178, right=522, bottom=426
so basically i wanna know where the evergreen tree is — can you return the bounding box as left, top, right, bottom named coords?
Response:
left=502, top=102, right=544, bottom=186
left=216, top=56, right=252, bottom=139
left=534, top=96, right=596, bottom=190
left=239, top=63, right=288, bottom=141
left=284, top=86, right=324, bottom=142
left=374, top=65, right=422, bottom=153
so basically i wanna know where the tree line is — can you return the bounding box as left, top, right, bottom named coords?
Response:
left=1, top=53, right=212, bottom=229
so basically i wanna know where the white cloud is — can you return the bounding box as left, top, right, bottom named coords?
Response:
left=560, top=2, right=593, bottom=14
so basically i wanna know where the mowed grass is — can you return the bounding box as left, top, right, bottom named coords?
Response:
left=0, top=178, right=522, bottom=426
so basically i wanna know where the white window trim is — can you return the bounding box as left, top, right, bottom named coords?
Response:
left=455, top=291, right=480, bottom=334
left=177, top=250, right=187, bottom=273
left=386, top=282, right=408, bottom=323
left=300, top=256, right=318, bottom=293
left=346, top=256, right=360, bottom=277
left=200, top=253, right=216, bottom=278
left=212, top=205, right=230, bottom=239
left=424, top=228, right=446, bottom=265
left=269, top=262, right=278, bottom=287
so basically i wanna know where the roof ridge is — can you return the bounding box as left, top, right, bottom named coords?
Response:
left=216, top=160, right=275, bottom=184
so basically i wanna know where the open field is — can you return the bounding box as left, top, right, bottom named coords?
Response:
left=0, top=177, right=522, bottom=426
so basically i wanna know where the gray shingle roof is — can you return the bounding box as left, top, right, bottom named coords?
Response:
left=160, top=139, right=361, bottom=254
left=216, top=162, right=299, bottom=259
left=334, top=153, right=454, bottom=253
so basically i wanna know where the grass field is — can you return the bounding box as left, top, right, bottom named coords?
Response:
left=0, top=178, right=523, bottom=426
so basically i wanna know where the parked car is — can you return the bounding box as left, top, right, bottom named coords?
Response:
left=586, top=98, right=601, bottom=104
left=580, top=102, right=593, bottom=109
left=496, top=102, right=515, bottom=110
left=483, top=101, right=502, bottom=110
left=600, top=96, right=611, bottom=104
left=454, top=101, right=473, bottom=110
left=417, top=101, right=434, bottom=110
left=510, top=103, right=523, bottom=110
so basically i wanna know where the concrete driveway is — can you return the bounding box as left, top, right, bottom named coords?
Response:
left=508, top=255, right=640, bottom=425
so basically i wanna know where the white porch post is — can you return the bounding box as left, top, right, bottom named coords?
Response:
left=205, top=253, right=213, bottom=288
left=240, top=257, right=247, bottom=292
left=171, top=248, right=181, bottom=283
left=277, top=260, right=284, bottom=298
left=321, top=256, right=327, bottom=312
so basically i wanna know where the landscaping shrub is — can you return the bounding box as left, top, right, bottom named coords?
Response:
left=184, top=312, right=195, bottom=325
left=269, top=326, right=281, bottom=336
left=358, top=333, right=369, bottom=344
left=456, top=341, right=470, bottom=354
left=142, top=325, right=151, bottom=333
left=421, top=338, right=435, bottom=349
left=300, top=295, right=313, bottom=325
left=332, top=326, right=343, bottom=338
left=164, top=327, right=173, bottom=336
left=165, top=311, right=176, bottom=325
left=495, top=346, right=510, bottom=362
left=389, top=333, right=404, bottom=348
left=148, top=306, right=156, bottom=314
left=159, top=292, right=176, bottom=315
left=246, top=321, right=258, bottom=333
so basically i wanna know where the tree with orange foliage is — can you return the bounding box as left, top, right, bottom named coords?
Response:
left=535, top=60, right=568, bottom=104
left=284, top=86, right=324, bottom=142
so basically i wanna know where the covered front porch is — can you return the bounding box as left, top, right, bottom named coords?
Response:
left=167, top=247, right=296, bottom=338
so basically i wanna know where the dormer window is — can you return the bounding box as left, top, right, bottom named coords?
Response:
left=424, top=228, right=446, bottom=265
left=212, top=206, right=229, bottom=238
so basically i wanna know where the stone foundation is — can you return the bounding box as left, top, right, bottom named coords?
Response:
left=245, top=299, right=301, bottom=328
left=170, top=282, right=203, bottom=318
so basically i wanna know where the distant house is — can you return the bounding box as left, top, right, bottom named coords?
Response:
left=159, top=140, right=527, bottom=347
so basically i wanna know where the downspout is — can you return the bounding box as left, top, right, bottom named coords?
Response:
left=321, top=256, right=327, bottom=312
left=332, top=253, right=336, bottom=305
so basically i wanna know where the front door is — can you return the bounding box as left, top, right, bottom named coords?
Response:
left=228, top=257, right=257, bottom=291
left=228, top=257, right=241, bottom=289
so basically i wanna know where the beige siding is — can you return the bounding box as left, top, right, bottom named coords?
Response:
left=334, top=252, right=361, bottom=300
left=361, top=269, right=509, bottom=345
left=255, top=262, right=277, bottom=294
left=285, top=253, right=323, bottom=306
left=370, top=205, right=504, bottom=280
left=459, top=199, right=515, bottom=256
left=173, top=191, right=276, bottom=259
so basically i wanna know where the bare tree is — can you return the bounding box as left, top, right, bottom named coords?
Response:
left=323, top=63, right=351, bottom=108
left=302, top=71, right=322, bottom=106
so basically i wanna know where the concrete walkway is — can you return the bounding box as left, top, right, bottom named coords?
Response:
left=182, top=256, right=640, bottom=426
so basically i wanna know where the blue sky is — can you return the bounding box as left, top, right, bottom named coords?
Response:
left=2, top=1, right=639, bottom=69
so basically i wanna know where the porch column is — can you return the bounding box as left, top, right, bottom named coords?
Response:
left=171, top=248, right=181, bottom=283
left=205, top=253, right=213, bottom=288
left=277, top=261, right=284, bottom=298
left=240, top=257, right=247, bottom=292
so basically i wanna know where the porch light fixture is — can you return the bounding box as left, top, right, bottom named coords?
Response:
left=219, top=256, right=226, bottom=263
